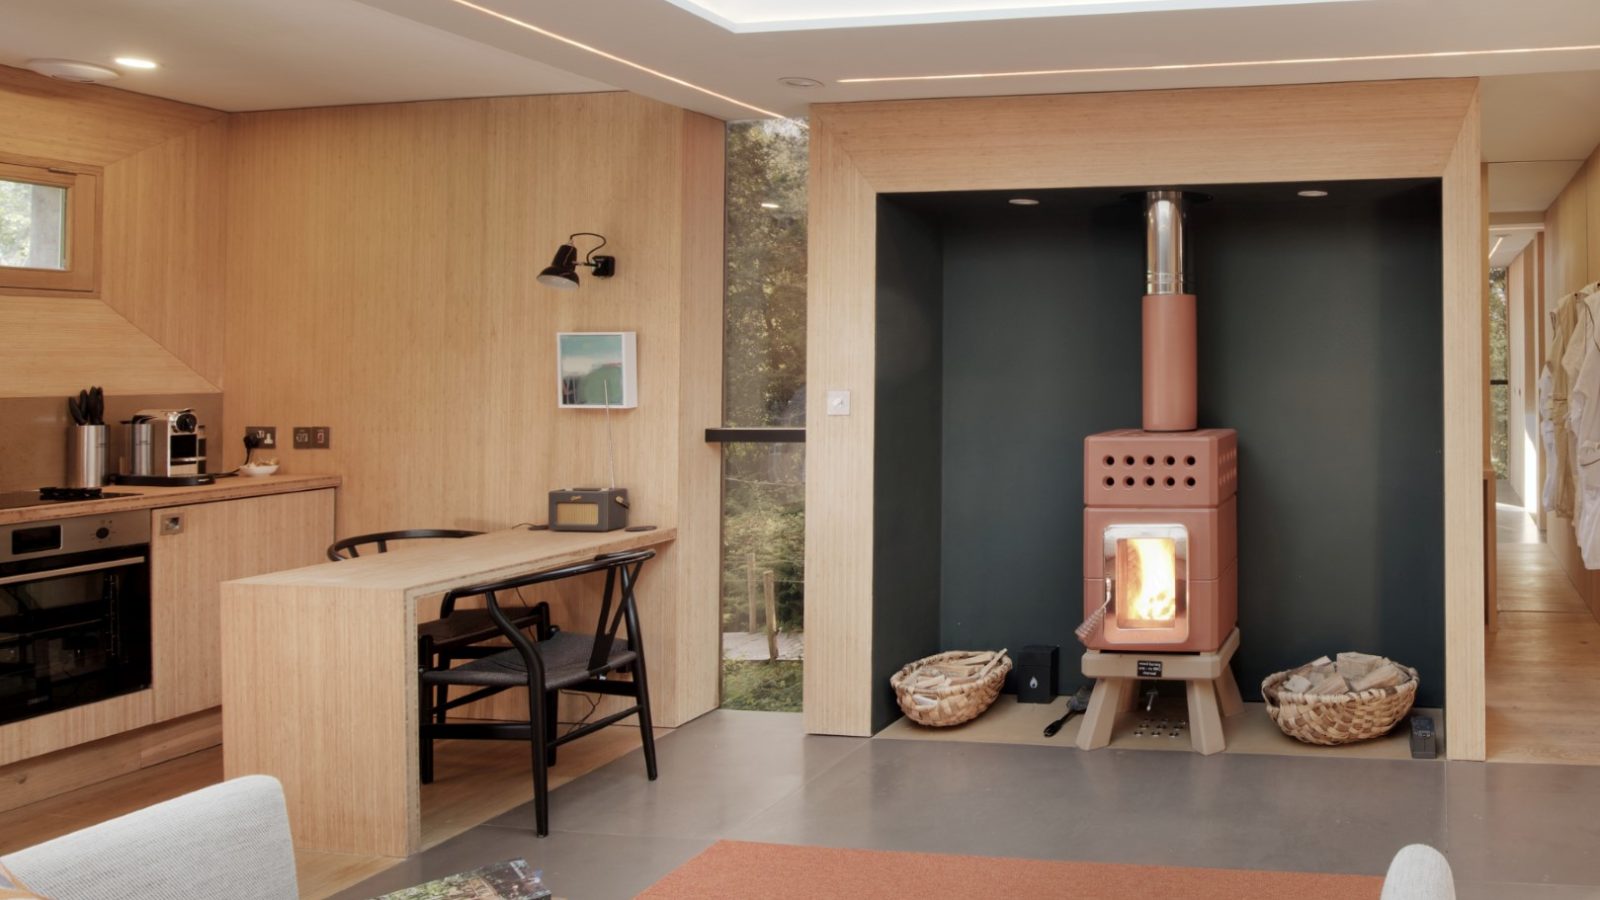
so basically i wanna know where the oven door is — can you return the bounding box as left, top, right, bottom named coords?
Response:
left=0, top=546, right=152, bottom=726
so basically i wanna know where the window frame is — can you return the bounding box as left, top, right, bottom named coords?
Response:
left=0, top=157, right=101, bottom=296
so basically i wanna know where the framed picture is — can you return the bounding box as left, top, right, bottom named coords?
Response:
left=557, top=332, right=638, bottom=409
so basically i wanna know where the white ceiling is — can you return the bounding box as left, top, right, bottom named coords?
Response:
left=2, top=0, right=1597, bottom=216
left=0, top=0, right=610, bottom=112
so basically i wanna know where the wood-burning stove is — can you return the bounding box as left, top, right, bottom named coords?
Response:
left=1082, top=428, right=1237, bottom=652
left=1073, top=191, right=1243, bottom=754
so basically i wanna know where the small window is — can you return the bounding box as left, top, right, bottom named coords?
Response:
left=0, top=159, right=99, bottom=295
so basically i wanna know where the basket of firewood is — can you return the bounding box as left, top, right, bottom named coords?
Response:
left=891, top=650, right=1012, bottom=727
left=1261, top=652, right=1418, bottom=745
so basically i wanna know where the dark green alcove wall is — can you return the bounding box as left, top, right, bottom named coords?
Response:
left=871, top=181, right=1444, bottom=732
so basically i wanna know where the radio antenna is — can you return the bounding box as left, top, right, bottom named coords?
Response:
left=603, top=379, right=617, bottom=491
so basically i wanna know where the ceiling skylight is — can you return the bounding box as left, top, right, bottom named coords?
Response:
left=662, top=0, right=1366, bottom=32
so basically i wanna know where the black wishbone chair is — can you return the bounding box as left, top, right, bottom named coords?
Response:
left=328, top=528, right=550, bottom=674
left=418, top=549, right=658, bottom=836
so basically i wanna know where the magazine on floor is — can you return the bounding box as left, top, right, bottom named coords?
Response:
left=372, top=858, right=552, bottom=900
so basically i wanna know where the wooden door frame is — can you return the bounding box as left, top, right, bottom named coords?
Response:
left=803, top=78, right=1488, bottom=758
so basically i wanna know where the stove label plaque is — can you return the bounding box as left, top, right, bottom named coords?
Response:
left=1136, top=660, right=1163, bottom=678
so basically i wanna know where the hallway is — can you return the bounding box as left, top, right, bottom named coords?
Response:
left=1487, top=482, right=1600, bottom=763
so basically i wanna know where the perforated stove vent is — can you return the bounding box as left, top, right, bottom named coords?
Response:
left=1083, top=428, right=1237, bottom=509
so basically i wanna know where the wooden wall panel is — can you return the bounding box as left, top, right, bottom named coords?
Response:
left=101, top=118, right=229, bottom=385
left=1589, top=150, right=1600, bottom=283
left=671, top=112, right=728, bottom=720
left=0, top=65, right=220, bottom=167
left=806, top=78, right=1487, bottom=753
left=0, top=64, right=223, bottom=399
left=819, top=79, right=1474, bottom=193
left=1541, top=156, right=1596, bottom=609
left=1444, top=104, right=1487, bottom=760
left=221, top=93, right=723, bottom=727
left=0, top=297, right=218, bottom=398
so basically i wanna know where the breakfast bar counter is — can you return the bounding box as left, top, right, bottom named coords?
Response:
left=220, top=524, right=677, bottom=858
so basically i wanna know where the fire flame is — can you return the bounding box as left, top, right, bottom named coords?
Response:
left=1123, top=537, right=1177, bottom=623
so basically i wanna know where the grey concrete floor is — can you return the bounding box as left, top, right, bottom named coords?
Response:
left=337, top=709, right=1600, bottom=899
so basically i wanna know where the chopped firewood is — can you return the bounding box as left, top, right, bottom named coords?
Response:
left=1335, top=652, right=1381, bottom=680
left=1308, top=674, right=1351, bottom=695
left=1352, top=663, right=1406, bottom=691
left=1284, top=674, right=1313, bottom=694
left=1307, top=655, right=1332, bottom=668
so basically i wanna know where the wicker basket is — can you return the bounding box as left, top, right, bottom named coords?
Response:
left=891, top=650, right=1012, bottom=727
left=1262, top=658, right=1419, bottom=745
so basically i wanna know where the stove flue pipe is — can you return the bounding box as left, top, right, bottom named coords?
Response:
left=1142, top=190, right=1197, bottom=432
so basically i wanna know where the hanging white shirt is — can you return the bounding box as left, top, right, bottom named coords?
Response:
left=1559, top=282, right=1600, bottom=565
left=1543, top=291, right=1582, bottom=518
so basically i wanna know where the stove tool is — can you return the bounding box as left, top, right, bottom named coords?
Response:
left=1042, top=686, right=1093, bottom=738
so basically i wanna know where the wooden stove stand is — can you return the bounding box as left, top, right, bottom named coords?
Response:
left=1076, top=628, right=1243, bottom=755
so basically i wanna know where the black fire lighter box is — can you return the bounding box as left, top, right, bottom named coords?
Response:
left=1017, top=645, right=1059, bottom=703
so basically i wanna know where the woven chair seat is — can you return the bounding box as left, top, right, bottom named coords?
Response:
left=422, top=630, right=636, bottom=691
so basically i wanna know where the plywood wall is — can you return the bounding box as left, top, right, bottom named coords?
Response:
left=0, top=65, right=225, bottom=398
left=221, top=93, right=724, bottom=726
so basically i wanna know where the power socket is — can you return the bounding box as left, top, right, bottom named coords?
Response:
left=292, top=427, right=313, bottom=449
left=244, top=426, right=277, bottom=449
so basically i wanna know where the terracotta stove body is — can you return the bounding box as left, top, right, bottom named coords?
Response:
left=1082, top=191, right=1238, bottom=654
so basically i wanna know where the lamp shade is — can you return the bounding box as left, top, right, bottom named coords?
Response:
left=538, top=243, right=580, bottom=290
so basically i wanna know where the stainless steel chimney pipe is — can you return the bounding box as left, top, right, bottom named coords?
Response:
left=1145, top=190, right=1188, bottom=295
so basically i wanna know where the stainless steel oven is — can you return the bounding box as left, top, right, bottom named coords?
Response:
left=0, top=510, right=151, bottom=727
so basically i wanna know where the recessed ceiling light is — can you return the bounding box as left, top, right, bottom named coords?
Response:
left=24, top=58, right=119, bottom=83
left=760, top=201, right=782, bottom=209
left=778, top=76, right=823, bottom=88
left=114, top=56, right=158, bottom=70
left=1297, top=189, right=1329, bottom=198
left=1008, top=197, right=1040, bottom=206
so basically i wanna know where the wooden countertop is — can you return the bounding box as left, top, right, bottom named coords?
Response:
left=229, top=524, right=676, bottom=597
left=0, top=474, right=341, bottom=526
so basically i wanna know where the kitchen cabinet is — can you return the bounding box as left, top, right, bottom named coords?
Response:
left=150, top=488, right=334, bottom=721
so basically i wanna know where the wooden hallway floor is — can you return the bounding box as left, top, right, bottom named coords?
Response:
left=1487, top=482, right=1600, bottom=764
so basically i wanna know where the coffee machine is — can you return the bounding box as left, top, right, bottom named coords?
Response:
left=117, top=409, right=211, bottom=485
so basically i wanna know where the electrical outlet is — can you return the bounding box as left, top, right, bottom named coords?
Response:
left=292, top=427, right=313, bottom=448
left=245, top=426, right=276, bottom=448
left=311, top=426, right=331, bottom=448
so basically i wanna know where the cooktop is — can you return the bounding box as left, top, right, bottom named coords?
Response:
left=0, top=488, right=137, bottom=511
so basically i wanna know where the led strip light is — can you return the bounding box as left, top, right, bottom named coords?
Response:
left=840, top=42, right=1600, bottom=83
left=443, top=0, right=787, bottom=118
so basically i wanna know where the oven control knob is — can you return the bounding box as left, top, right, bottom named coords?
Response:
left=95, top=526, right=111, bottom=540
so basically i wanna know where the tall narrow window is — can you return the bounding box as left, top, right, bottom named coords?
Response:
left=718, top=119, right=808, bottom=712
left=0, top=160, right=100, bottom=294
left=1489, top=266, right=1508, bottom=480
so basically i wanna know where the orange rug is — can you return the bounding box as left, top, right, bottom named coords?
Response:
left=639, top=840, right=1383, bottom=899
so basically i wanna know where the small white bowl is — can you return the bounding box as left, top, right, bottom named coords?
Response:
left=239, top=463, right=280, bottom=477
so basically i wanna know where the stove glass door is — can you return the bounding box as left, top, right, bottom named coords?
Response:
left=1104, top=524, right=1188, bottom=631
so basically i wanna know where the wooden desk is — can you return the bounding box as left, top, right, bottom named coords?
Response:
left=220, top=526, right=676, bottom=857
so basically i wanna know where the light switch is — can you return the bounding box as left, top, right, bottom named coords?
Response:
left=826, top=390, right=851, bottom=416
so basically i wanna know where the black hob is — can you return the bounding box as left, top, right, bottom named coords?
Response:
left=0, top=487, right=137, bottom=511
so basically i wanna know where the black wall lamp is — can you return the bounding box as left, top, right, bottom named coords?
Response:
left=538, top=232, right=616, bottom=290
